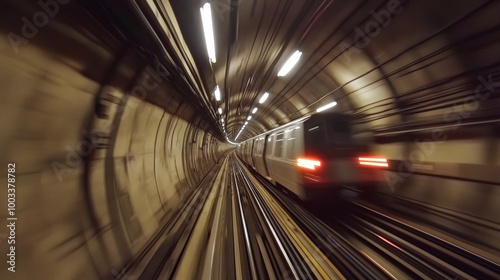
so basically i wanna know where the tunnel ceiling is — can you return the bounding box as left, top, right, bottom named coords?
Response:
left=168, top=0, right=500, bottom=142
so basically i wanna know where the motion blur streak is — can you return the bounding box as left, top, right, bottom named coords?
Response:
left=358, top=157, right=389, bottom=167
left=1, top=0, right=500, bottom=279
left=297, top=158, right=322, bottom=170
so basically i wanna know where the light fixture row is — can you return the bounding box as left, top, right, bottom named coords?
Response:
left=201, top=3, right=337, bottom=142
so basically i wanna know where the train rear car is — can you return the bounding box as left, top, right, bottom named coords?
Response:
left=296, top=113, right=386, bottom=199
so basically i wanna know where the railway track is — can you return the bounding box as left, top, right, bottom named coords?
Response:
left=124, top=155, right=347, bottom=279
left=333, top=202, right=500, bottom=279
left=245, top=158, right=500, bottom=279
left=233, top=156, right=345, bottom=279
left=246, top=162, right=396, bottom=279
left=119, top=154, right=499, bottom=279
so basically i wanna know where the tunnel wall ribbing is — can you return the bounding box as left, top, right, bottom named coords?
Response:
left=0, top=1, right=228, bottom=279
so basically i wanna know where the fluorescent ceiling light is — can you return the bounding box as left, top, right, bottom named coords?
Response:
left=221, top=118, right=224, bottom=123
left=200, top=3, right=216, bottom=63
left=316, top=101, right=337, bottom=112
left=277, top=50, right=302, bottom=76
left=247, top=116, right=252, bottom=120
left=244, top=121, right=248, bottom=125
left=214, top=85, right=221, bottom=101
left=218, top=107, right=222, bottom=114
left=258, top=92, right=269, bottom=104
left=251, top=107, right=258, bottom=114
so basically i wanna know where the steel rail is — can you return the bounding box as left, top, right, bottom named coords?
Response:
left=350, top=202, right=500, bottom=278
left=245, top=161, right=395, bottom=279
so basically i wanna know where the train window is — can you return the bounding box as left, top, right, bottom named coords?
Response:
left=286, top=128, right=296, bottom=159
left=274, top=132, right=284, bottom=157
left=304, top=114, right=355, bottom=157
left=254, top=139, right=260, bottom=156
left=304, top=120, right=327, bottom=155
left=266, top=135, right=273, bottom=155
left=258, top=139, right=264, bottom=155
left=328, top=118, right=352, bottom=142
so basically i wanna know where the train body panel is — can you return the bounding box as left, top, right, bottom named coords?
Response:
left=265, top=124, right=305, bottom=198
left=241, top=140, right=253, bottom=166
left=299, top=113, right=382, bottom=191
left=252, top=136, right=269, bottom=177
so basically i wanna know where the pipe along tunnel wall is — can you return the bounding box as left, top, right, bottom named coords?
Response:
left=0, top=0, right=499, bottom=279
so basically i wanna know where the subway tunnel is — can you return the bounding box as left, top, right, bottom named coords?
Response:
left=0, top=0, right=499, bottom=279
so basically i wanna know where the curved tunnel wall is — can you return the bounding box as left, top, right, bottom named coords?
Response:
left=373, top=125, right=500, bottom=247
left=1, top=0, right=500, bottom=279
left=0, top=1, right=229, bottom=279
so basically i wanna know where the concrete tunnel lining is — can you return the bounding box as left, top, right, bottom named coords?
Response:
left=1, top=0, right=500, bottom=279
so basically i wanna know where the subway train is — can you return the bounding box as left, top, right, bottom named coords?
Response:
left=237, top=112, right=388, bottom=201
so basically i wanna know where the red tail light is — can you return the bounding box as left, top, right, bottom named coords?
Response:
left=297, top=158, right=321, bottom=170
left=358, top=157, right=388, bottom=168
